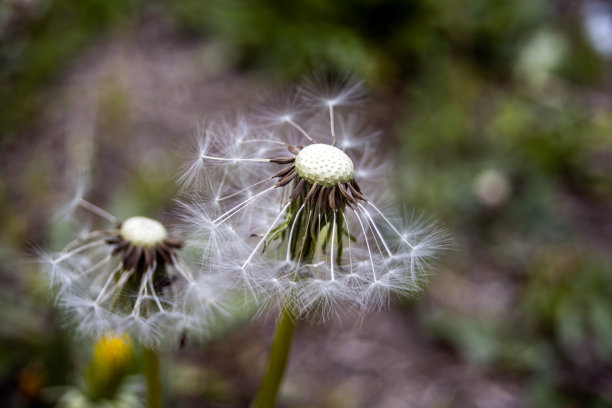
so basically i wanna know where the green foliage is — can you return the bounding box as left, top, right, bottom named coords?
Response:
left=397, top=60, right=611, bottom=239
left=399, top=54, right=612, bottom=407
left=167, top=0, right=550, bottom=83
left=524, top=250, right=612, bottom=359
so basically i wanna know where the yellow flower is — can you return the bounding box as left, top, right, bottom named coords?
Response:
left=92, top=333, right=133, bottom=370
left=87, top=333, right=133, bottom=401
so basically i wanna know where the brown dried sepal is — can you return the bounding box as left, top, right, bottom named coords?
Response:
left=105, top=234, right=184, bottom=271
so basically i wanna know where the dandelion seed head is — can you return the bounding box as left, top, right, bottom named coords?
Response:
left=294, top=144, right=354, bottom=187
left=43, top=200, right=225, bottom=346
left=180, top=77, right=448, bottom=321
left=120, top=216, right=168, bottom=248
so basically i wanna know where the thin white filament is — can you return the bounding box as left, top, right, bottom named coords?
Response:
left=54, top=240, right=108, bottom=264
left=83, top=254, right=112, bottom=275
left=78, top=199, right=120, bottom=224
left=170, top=255, right=195, bottom=284
left=295, top=208, right=314, bottom=262
left=365, top=202, right=416, bottom=249
left=213, top=186, right=276, bottom=225
left=343, top=213, right=354, bottom=275
left=94, top=263, right=123, bottom=304
left=132, top=267, right=152, bottom=316
left=217, top=177, right=275, bottom=202
left=285, top=203, right=306, bottom=262
left=357, top=206, right=392, bottom=276
left=62, top=230, right=117, bottom=253
left=330, top=211, right=337, bottom=281
left=201, top=154, right=271, bottom=163
left=148, top=272, right=165, bottom=313
left=352, top=209, right=378, bottom=281
left=276, top=261, right=325, bottom=281
left=285, top=117, right=315, bottom=143
left=97, top=267, right=134, bottom=305
left=242, top=202, right=292, bottom=268
left=329, top=104, right=336, bottom=146
left=357, top=203, right=393, bottom=258
left=239, top=138, right=288, bottom=146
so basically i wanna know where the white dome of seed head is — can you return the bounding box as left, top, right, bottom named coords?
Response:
left=120, top=216, right=168, bottom=248
left=294, top=144, right=354, bottom=187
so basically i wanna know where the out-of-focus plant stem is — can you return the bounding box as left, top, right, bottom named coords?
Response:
left=251, top=304, right=297, bottom=408
left=143, top=347, right=163, bottom=408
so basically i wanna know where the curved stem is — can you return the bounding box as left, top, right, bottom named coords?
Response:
left=143, top=348, right=163, bottom=408
left=251, top=305, right=297, bottom=408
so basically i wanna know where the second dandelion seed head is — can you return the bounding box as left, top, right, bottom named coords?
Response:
left=107, top=215, right=184, bottom=271
left=42, top=199, right=225, bottom=346
left=120, top=216, right=168, bottom=248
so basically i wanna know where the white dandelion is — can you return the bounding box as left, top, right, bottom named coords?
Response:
left=180, top=77, right=448, bottom=407
left=181, top=78, right=448, bottom=321
left=42, top=199, right=224, bottom=348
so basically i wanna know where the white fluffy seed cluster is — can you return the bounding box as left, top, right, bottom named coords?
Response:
left=120, top=216, right=168, bottom=248
left=43, top=209, right=226, bottom=347
left=294, top=144, right=354, bottom=187
left=177, top=77, right=448, bottom=322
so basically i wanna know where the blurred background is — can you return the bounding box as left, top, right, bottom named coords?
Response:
left=2, top=0, right=612, bottom=407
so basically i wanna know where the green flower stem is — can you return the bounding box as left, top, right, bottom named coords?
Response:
left=143, top=347, right=163, bottom=408
left=251, top=305, right=297, bottom=408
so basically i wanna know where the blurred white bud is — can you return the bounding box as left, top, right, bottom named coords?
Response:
left=516, top=30, right=566, bottom=89
left=473, top=169, right=511, bottom=208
